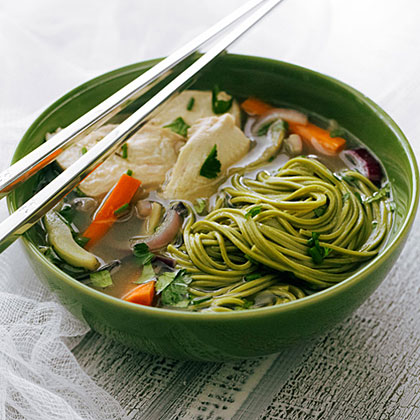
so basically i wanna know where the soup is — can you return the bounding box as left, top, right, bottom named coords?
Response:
left=37, top=88, right=393, bottom=312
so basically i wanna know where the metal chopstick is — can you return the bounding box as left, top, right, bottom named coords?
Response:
left=0, top=0, right=283, bottom=252
left=0, top=0, right=270, bottom=198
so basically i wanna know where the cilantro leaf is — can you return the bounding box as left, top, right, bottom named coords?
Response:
left=199, top=145, right=221, bottom=179
left=364, top=184, right=390, bottom=204
left=307, top=232, right=330, bottom=264
left=212, top=85, right=233, bottom=114
left=314, top=205, right=327, bottom=217
left=58, top=203, right=75, bottom=224
left=134, top=263, right=156, bottom=284
left=244, top=273, right=261, bottom=281
left=158, top=269, right=192, bottom=307
left=163, top=117, right=190, bottom=137
left=155, top=271, right=176, bottom=293
left=133, top=243, right=154, bottom=266
left=245, top=205, right=262, bottom=219
left=187, top=97, right=195, bottom=111
left=89, top=270, right=113, bottom=288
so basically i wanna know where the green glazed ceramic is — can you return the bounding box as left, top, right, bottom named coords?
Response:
left=8, top=55, right=419, bottom=361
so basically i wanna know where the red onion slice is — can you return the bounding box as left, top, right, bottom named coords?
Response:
left=340, top=148, right=383, bottom=183
left=131, top=202, right=187, bottom=251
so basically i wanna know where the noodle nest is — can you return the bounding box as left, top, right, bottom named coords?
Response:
left=168, top=157, right=391, bottom=312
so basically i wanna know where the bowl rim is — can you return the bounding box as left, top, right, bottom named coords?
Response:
left=9, top=53, right=420, bottom=321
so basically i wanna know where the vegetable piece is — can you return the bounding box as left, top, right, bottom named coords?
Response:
left=83, top=174, right=141, bottom=248
left=158, top=269, right=192, bottom=307
left=123, top=281, right=155, bottom=306
left=134, top=263, right=156, bottom=284
left=187, top=97, right=195, bottom=111
left=163, top=117, right=190, bottom=137
left=340, top=148, right=383, bottom=184
left=126, top=169, right=133, bottom=176
left=307, top=232, right=330, bottom=264
left=199, top=144, right=221, bottom=179
left=283, top=134, right=303, bottom=156
left=193, top=198, right=207, bottom=215
left=253, top=108, right=308, bottom=129
left=245, top=205, right=262, bottom=219
left=89, top=270, right=113, bottom=288
left=44, top=210, right=99, bottom=271
left=241, top=97, right=274, bottom=116
left=141, top=202, right=162, bottom=235
left=288, top=122, right=346, bottom=155
left=212, top=85, right=233, bottom=114
left=81, top=147, right=87, bottom=155
left=364, top=184, right=390, bottom=204
left=121, top=143, right=128, bottom=159
left=114, top=203, right=129, bottom=217
left=136, top=200, right=152, bottom=218
left=133, top=243, right=154, bottom=265
left=132, top=203, right=186, bottom=251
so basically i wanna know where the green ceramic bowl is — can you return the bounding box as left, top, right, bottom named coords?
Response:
left=8, top=54, right=419, bottom=361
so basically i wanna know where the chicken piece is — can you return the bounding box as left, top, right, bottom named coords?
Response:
left=149, top=90, right=241, bottom=128
left=55, top=124, right=185, bottom=197
left=163, top=114, right=250, bottom=201
left=51, top=89, right=240, bottom=198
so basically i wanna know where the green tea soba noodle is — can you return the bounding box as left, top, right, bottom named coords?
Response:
left=168, top=157, right=391, bottom=311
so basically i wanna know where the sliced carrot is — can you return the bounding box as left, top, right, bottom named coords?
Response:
left=241, top=97, right=274, bottom=116
left=123, top=281, right=155, bottom=306
left=83, top=173, right=141, bottom=248
left=288, top=122, right=346, bottom=154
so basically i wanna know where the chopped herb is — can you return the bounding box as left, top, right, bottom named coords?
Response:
left=193, top=198, right=207, bottom=215
left=389, top=201, right=396, bottom=212
left=133, top=243, right=154, bottom=266
left=81, top=146, right=87, bottom=155
left=354, top=192, right=363, bottom=204
left=342, top=175, right=357, bottom=185
left=58, top=204, right=75, bottom=224
left=245, top=205, right=262, bottom=219
left=342, top=192, right=351, bottom=202
left=314, top=205, right=327, bottom=217
left=163, top=117, right=190, bottom=137
left=372, top=221, right=378, bottom=229
left=212, top=85, right=233, bottom=114
left=74, top=187, right=86, bottom=197
left=199, top=145, right=221, bottom=179
left=121, top=143, right=128, bottom=159
left=329, top=128, right=346, bottom=138
left=89, top=270, right=113, bottom=288
left=245, top=255, right=259, bottom=265
left=307, top=232, right=330, bottom=264
left=244, top=273, right=261, bottom=281
left=364, top=184, right=390, bottom=204
left=257, top=122, right=273, bottom=136
left=74, top=235, right=89, bottom=248
left=268, top=156, right=275, bottom=162
left=191, top=296, right=212, bottom=305
left=157, top=269, right=192, bottom=307
left=114, top=203, right=129, bottom=216
left=234, top=299, right=253, bottom=310
left=134, top=263, right=155, bottom=284
left=155, top=271, right=176, bottom=293
left=187, top=97, right=195, bottom=111
left=126, top=169, right=133, bottom=176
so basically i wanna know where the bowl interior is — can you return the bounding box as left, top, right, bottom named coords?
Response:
left=7, top=54, right=419, bottom=322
